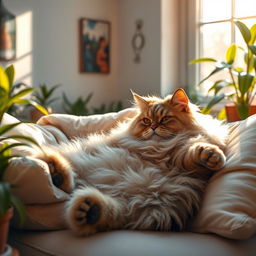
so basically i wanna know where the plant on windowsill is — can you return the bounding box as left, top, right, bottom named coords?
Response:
left=0, top=65, right=47, bottom=254
left=189, top=20, right=256, bottom=122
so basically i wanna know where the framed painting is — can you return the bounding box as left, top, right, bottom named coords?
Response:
left=79, top=18, right=110, bottom=74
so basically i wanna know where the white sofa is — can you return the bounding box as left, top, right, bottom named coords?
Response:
left=1, top=109, right=255, bottom=256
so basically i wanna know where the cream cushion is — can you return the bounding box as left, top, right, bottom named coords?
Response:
left=1, top=110, right=256, bottom=239
left=191, top=115, right=256, bottom=239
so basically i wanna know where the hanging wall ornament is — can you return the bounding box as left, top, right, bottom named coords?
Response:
left=0, top=0, right=16, bottom=61
left=131, top=19, right=145, bottom=63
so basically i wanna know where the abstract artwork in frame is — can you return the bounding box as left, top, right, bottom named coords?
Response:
left=79, top=18, right=110, bottom=74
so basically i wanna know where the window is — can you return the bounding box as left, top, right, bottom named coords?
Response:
left=194, top=0, right=256, bottom=95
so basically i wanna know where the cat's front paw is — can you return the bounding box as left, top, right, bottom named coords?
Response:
left=198, top=144, right=226, bottom=171
left=33, top=148, right=75, bottom=193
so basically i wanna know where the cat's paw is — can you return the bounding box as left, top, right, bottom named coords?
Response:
left=47, top=160, right=75, bottom=193
left=198, top=144, right=226, bottom=171
left=33, top=148, right=75, bottom=193
left=66, top=190, right=104, bottom=236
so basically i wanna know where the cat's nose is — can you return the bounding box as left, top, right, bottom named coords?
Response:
left=151, top=123, right=158, bottom=130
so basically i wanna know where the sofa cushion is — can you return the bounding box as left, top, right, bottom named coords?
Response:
left=191, top=115, right=256, bottom=239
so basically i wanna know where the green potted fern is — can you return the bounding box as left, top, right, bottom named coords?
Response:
left=0, top=65, right=46, bottom=254
left=189, top=21, right=256, bottom=122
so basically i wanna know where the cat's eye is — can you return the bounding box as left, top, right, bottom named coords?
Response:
left=142, top=117, right=151, bottom=125
left=161, top=116, right=171, bottom=123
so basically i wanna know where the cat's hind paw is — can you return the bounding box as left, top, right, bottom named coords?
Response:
left=198, top=144, right=226, bottom=171
left=66, top=188, right=104, bottom=236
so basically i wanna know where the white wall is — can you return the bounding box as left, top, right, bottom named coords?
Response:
left=1, top=0, right=181, bottom=111
left=161, top=0, right=180, bottom=97
left=2, top=0, right=120, bottom=111
left=118, top=0, right=162, bottom=103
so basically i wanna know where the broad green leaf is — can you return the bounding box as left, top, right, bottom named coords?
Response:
left=235, top=20, right=251, bottom=44
left=11, top=88, right=34, bottom=101
left=217, top=108, right=227, bottom=120
left=237, top=103, right=249, bottom=120
left=189, top=58, right=217, bottom=65
left=238, top=73, right=254, bottom=96
left=0, top=122, right=21, bottom=136
left=5, top=65, right=15, bottom=89
left=208, top=80, right=231, bottom=95
left=249, top=24, right=256, bottom=44
left=0, top=66, right=10, bottom=92
left=226, top=44, right=237, bottom=64
left=10, top=195, right=26, bottom=226
left=249, top=45, right=256, bottom=56
left=202, top=94, right=226, bottom=114
left=29, top=100, right=49, bottom=115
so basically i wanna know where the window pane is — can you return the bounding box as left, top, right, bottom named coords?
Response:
left=201, top=0, right=231, bottom=22
left=199, top=22, right=231, bottom=93
left=235, top=0, right=256, bottom=18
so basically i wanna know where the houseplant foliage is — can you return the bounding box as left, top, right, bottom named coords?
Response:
left=189, top=21, right=256, bottom=120
left=0, top=65, right=46, bottom=253
left=32, top=83, right=61, bottom=110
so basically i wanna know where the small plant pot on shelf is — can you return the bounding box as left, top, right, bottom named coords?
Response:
left=225, top=104, right=256, bottom=122
left=0, top=208, right=13, bottom=254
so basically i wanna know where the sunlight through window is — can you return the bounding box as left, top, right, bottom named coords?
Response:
left=198, top=0, right=256, bottom=94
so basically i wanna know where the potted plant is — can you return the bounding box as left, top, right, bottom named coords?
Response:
left=62, top=92, right=93, bottom=116
left=189, top=21, right=256, bottom=122
left=30, top=83, right=61, bottom=121
left=0, top=65, right=46, bottom=255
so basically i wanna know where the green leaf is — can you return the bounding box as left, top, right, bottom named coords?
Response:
left=0, top=122, right=21, bottom=136
left=217, top=108, right=227, bottom=120
left=238, top=73, right=254, bottom=97
left=249, top=24, right=256, bottom=44
left=235, top=20, right=251, bottom=44
left=249, top=45, right=256, bottom=56
left=5, top=65, right=15, bottom=89
left=188, top=58, right=217, bottom=65
left=0, top=66, right=10, bottom=92
left=202, top=94, right=226, bottom=114
left=208, top=80, right=231, bottom=95
left=237, top=103, right=249, bottom=120
left=10, top=195, right=26, bottom=226
left=0, top=135, right=41, bottom=148
left=225, top=44, right=237, bottom=64
left=198, top=62, right=228, bottom=85
left=29, top=100, right=49, bottom=115
left=0, top=143, right=29, bottom=154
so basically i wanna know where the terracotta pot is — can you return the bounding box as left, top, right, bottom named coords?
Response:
left=225, top=104, right=256, bottom=122
left=0, top=208, right=13, bottom=254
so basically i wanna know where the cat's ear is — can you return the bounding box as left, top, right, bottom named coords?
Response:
left=170, top=88, right=189, bottom=112
left=131, top=90, right=148, bottom=109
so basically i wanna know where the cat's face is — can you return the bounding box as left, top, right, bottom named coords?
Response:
left=129, top=89, right=196, bottom=140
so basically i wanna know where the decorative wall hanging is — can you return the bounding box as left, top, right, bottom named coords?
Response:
left=79, top=18, right=110, bottom=74
left=131, top=19, right=145, bottom=63
left=0, top=0, right=16, bottom=61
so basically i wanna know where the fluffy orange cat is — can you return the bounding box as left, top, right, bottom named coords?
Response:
left=35, top=89, right=227, bottom=236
